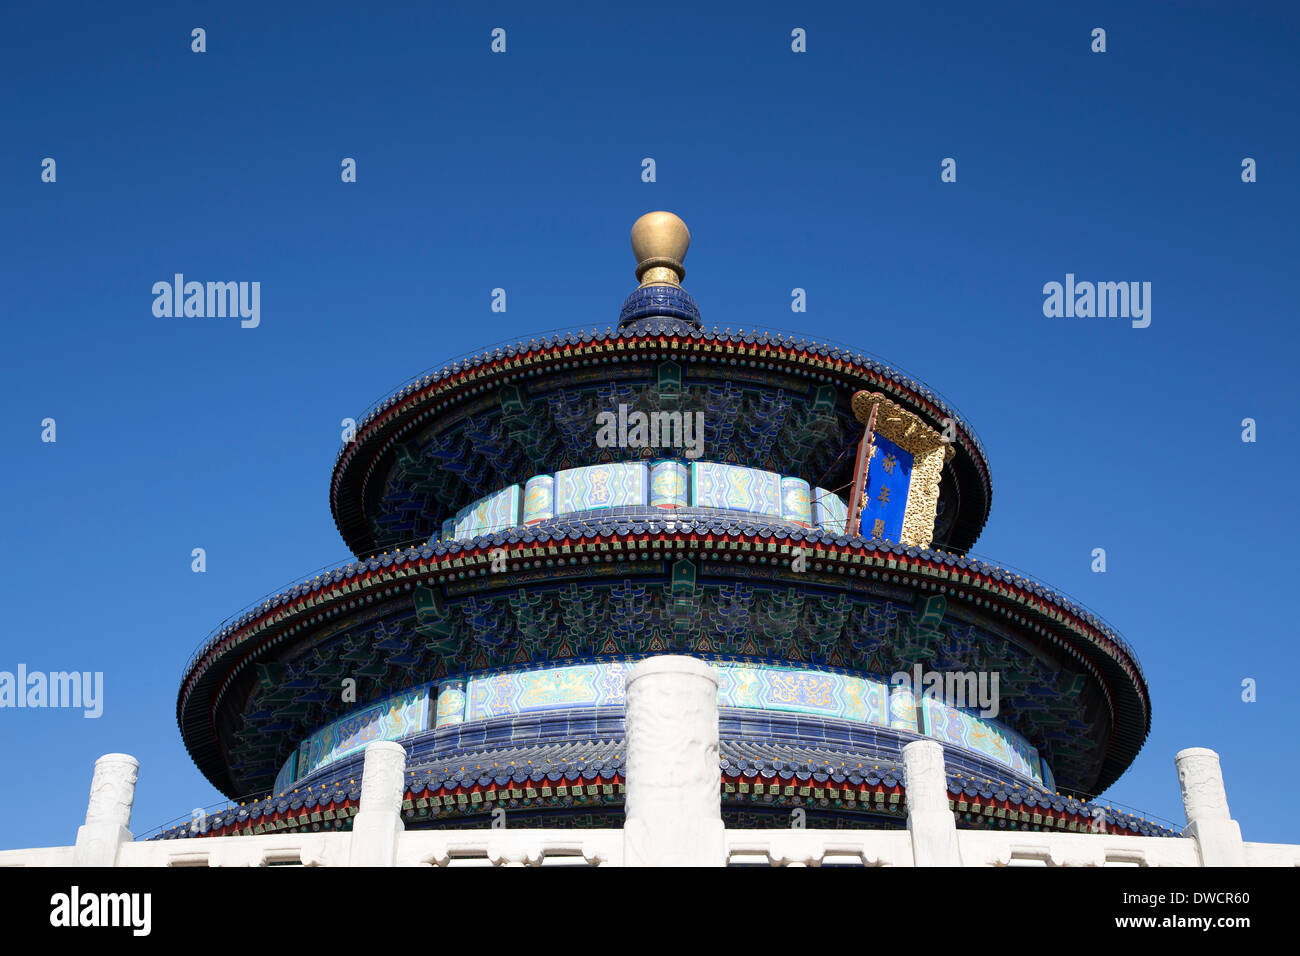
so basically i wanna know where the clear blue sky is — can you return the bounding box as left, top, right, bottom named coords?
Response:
left=2, top=1, right=1297, bottom=848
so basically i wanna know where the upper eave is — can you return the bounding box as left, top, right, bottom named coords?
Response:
left=328, top=324, right=994, bottom=558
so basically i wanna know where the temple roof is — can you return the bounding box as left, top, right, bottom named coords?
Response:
left=617, top=285, right=701, bottom=331
left=187, top=514, right=1136, bottom=675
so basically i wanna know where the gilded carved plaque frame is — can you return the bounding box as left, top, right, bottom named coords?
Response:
left=851, top=391, right=954, bottom=549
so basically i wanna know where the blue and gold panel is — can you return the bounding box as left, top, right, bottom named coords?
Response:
left=691, top=462, right=781, bottom=518
left=284, top=661, right=1044, bottom=784
left=441, top=469, right=859, bottom=541
left=859, top=435, right=913, bottom=542
left=718, top=663, right=765, bottom=709
left=812, top=487, right=848, bottom=533
left=554, top=461, right=648, bottom=514
left=716, top=664, right=888, bottom=725
left=888, top=681, right=919, bottom=732
left=922, top=697, right=1042, bottom=782
left=649, top=459, right=689, bottom=509
left=780, top=477, right=812, bottom=527
left=435, top=680, right=467, bottom=728
left=466, top=662, right=632, bottom=720
left=523, top=475, right=555, bottom=524
left=454, top=484, right=521, bottom=540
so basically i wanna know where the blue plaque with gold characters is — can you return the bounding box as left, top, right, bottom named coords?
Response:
left=859, top=435, right=913, bottom=542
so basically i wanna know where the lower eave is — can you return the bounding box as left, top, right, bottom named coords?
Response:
left=178, top=519, right=1150, bottom=799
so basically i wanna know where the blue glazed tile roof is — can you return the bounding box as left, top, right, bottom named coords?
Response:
left=617, top=285, right=702, bottom=330
left=179, top=511, right=1148, bottom=802
left=150, top=736, right=1178, bottom=841
left=340, top=324, right=986, bottom=468
left=183, top=512, right=1141, bottom=684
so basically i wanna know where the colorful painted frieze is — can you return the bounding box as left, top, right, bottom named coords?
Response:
left=466, top=662, right=631, bottom=720
left=780, top=476, right=812, bottom=527
left=522, top=474, right=555, bottom=524
left=442, top=465, right=850, bottom=542
left=453, top=484, right=521, bottom=539
left=554, top=461, right=648, bottom=514
left=649, top=459, right=689, bottom=508
left=715, top=663, right=887, bottom=726
left=888, top=680, right=919, bottom=732
left=434, top=680, right=467, bottom=728
left=690, top=461, right=781, bottom=518
left=282, top=659, right=1043, bottom=786
left=921, top=697, right=1042, bottom=782
left=300, top=688, right=430, bottom=779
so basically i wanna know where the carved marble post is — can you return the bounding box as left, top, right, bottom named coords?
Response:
left=1176, top=747, right=1245, bottom=867
left=623, top=655, right=726, bottom=867
left=902, top=740, right=961, bottom=866
left=347, top=741, right=407, bottom=867
left=74, top=753, right=138, bottom=867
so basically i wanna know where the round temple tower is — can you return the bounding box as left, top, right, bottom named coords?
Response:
left=172, top=213, right=1158, bottom=839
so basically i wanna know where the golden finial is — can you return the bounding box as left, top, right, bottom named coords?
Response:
left=631, top=211, right=690, bottom=287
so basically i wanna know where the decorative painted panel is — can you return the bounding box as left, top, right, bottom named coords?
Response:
left=554, top=461, right=648, bottom=514
left=717, top=664, right=887, bottom=725
left=461, top=659, right=894, bottom=727
left=435, top=680, right=467, bottom=728
left=649, top=459, right=689, bottom=509
left=283, top=659, right=1041, bottom=784
left=466, top=662, right=631, bottom=720
left=812, top=486, right=848, bottom=533
left=522, top=475, right=555, bottom=524
left=435, top=465, right=851, bottom=543
left=690, top=462, right=781, bottom=518
left=888, top=681, right=919, bottom=732
left=453, top=484, right=521, bottom=540
left=300, top=688, right=431, bottom=780
left=922, top=697, right=1042, bottom=782
left=779, top=477, right=812, bottom=527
